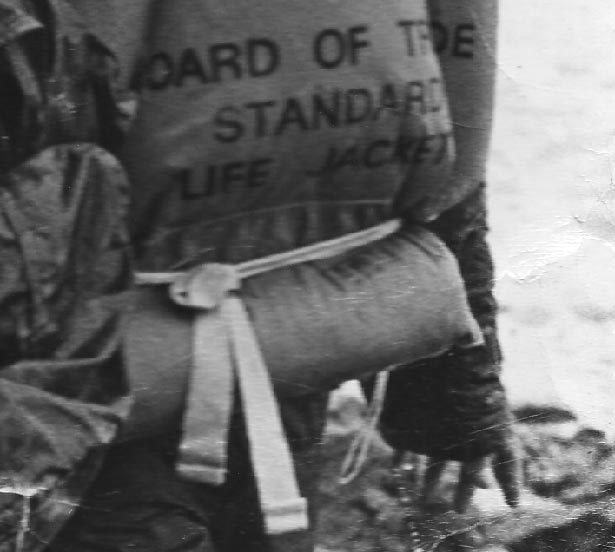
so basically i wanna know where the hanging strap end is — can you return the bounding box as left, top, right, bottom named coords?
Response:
left=262, top=497, right=309, bottom=535
left=176, top=459, right=227, bottom=486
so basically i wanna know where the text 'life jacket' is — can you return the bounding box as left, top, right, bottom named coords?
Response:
left=117, top=0, right=455, bottom=269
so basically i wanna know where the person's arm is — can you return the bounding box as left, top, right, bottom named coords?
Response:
left=367, top=0, right=521, bottom=514
left=413, top=0, right=499, bottom=222
left=365, top=185, right=521, bottom=513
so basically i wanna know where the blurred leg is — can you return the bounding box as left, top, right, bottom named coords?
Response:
left=49, top=439, right=218, bottom=552
left=214, top=392, right=327, bottom=552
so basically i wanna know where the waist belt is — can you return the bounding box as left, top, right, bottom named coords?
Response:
left=135, top=219, right=400, bottom=535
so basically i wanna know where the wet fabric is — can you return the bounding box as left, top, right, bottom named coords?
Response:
left=0, top=144, right=133, bottom=551
left=0, top=2, right=132, bottom=549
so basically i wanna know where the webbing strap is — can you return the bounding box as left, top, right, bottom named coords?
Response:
left=225, top=297, right=308, bottom=534
left=135, top=219, right=401, bottom=535
left=176, top=308, right=233, bottom=486
left=170, top=264, right=307, bottom=533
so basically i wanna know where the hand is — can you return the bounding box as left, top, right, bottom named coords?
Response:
left=363, top=349, right=523, bottom=513
left=419, top=423, right=521, bottom=513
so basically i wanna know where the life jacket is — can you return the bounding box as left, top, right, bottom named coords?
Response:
left=62, top=0, right=493, bottom=538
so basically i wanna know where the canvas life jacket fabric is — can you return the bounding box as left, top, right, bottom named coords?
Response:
left=123, top=225, right=482, bottom=437
left=110, top=0, right=456, bottom=270
left=69, top=0, right=500, bottom=269
left=0, top=2, right=132, bottom=549
left=410, top=0, right=499, bottom=221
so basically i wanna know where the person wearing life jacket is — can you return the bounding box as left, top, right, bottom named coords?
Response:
left=0, top=1, right=519, bottom=551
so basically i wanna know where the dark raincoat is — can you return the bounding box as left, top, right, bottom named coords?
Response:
left=0, top=2, right=131, bottom=549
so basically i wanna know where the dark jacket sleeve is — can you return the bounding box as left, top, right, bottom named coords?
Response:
left=366, top=184, right=513, bottom=461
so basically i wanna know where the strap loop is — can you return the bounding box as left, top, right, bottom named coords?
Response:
left=170, top=263, right=239, bottom=309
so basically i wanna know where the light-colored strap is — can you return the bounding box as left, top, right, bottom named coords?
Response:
left=136, top=219, right=401, bottom=286
left=237, top=218, right=400, bottom=279
left=173, top=265, right=239, bottom=485
left=170, top=262, right=308, bottom=532
left=224, top=297, right=308, bottom=534
left=176, top=308, right=234, bottom=485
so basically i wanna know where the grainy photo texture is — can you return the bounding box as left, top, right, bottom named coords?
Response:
left=0, top=1, right=614, bottom=551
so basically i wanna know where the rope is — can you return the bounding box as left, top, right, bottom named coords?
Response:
left=339, top=369, right=390, bottom=485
